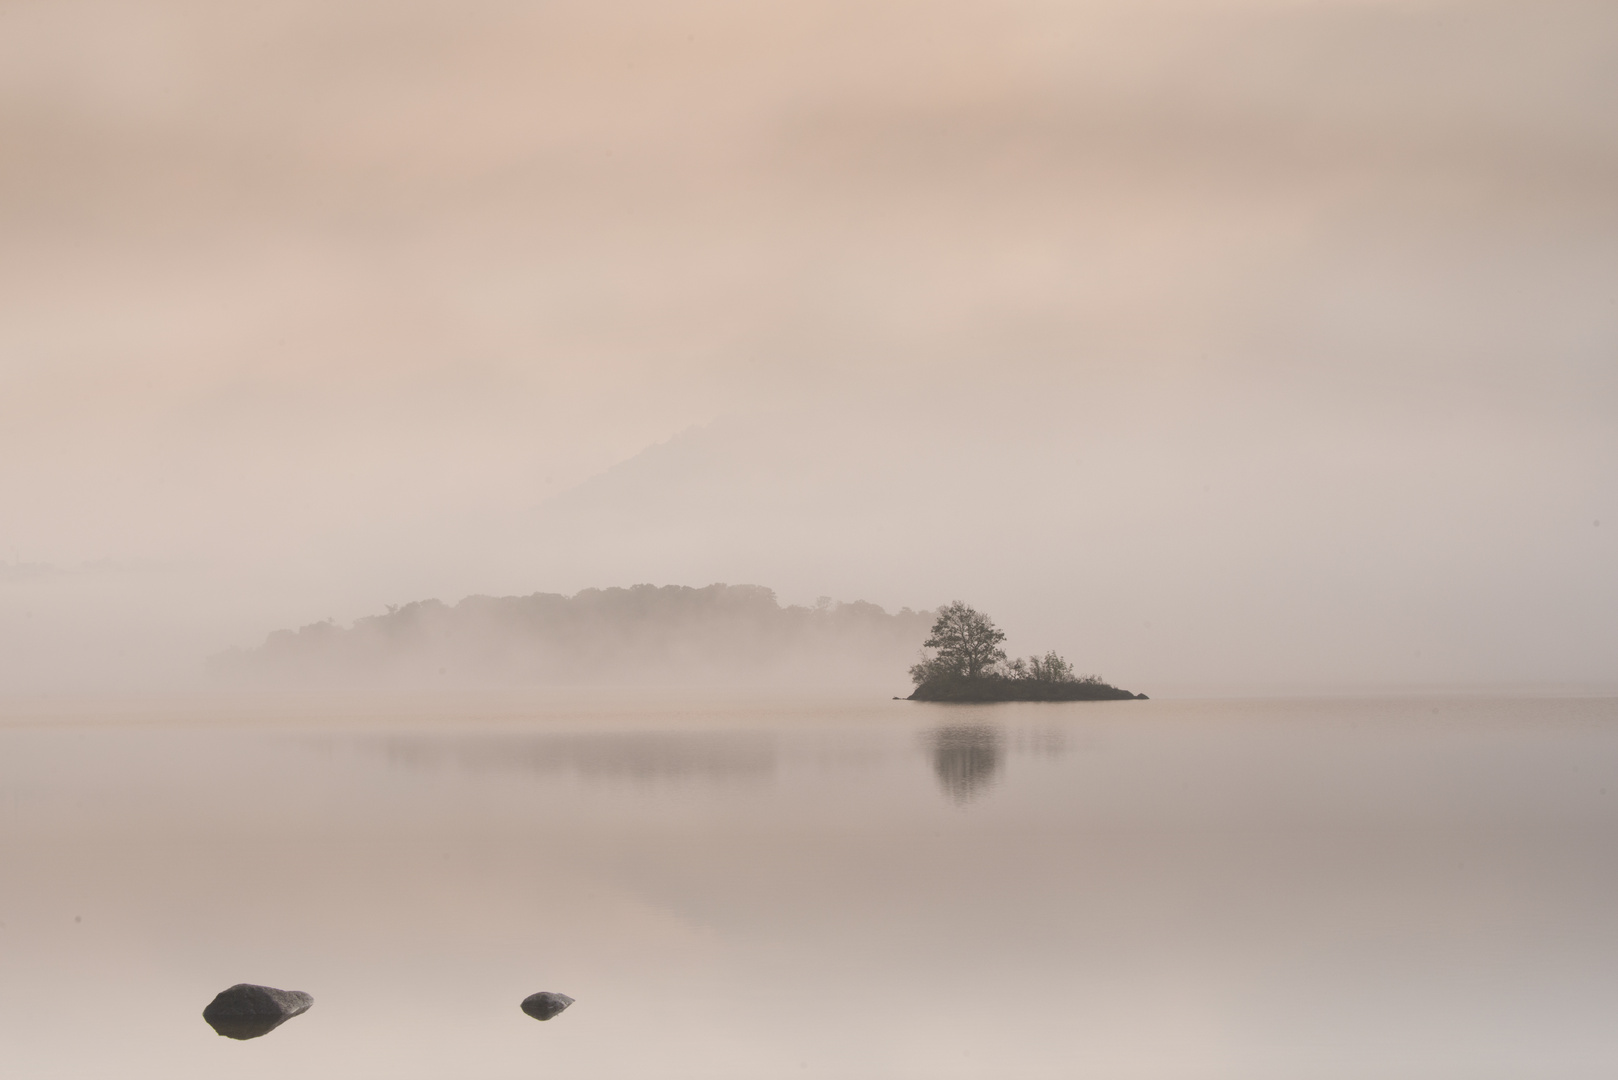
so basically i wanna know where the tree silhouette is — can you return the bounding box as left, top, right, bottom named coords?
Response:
left=914, top=601, right=1007, bottom=681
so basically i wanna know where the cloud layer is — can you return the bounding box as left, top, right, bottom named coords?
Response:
left=1, top=0, right=1614, bottom=691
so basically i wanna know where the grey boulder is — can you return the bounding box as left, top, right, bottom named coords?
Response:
left=202, top=983, right=313, bottom=1040
left=521, top=991, right=575, bottom=1021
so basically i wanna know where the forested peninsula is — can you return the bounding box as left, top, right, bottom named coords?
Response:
left=211, top=583, right=931, bottom=687
left=906, top=602, right=1146, bottom=702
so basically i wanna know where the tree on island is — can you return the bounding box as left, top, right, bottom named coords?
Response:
left=907, top=602, right=1146, bottom=702
left=912, top=600, right=1007, bottom=682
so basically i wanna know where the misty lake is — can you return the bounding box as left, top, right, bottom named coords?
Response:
left=4, top=693, right=1618, bottom=1079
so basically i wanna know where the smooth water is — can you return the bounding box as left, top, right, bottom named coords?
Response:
left=4, top=693, right=1618, bottom=1079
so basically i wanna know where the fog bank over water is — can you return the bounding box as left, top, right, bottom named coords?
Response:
left=1, top=0, right=1615, bottom=694
left=215, top=584, right=932, bottom=690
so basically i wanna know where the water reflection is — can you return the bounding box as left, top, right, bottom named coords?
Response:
left=12, top=699, right=1618, bottom=1078
left=375, top=731, right=776, bottom=785
left=1012, top=724, right=1068, bottom=759
left=928, top=724, right=1004, bottom=803
left=203, top=1013, right=295, bottom=1041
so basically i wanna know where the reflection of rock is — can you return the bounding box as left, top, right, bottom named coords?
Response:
left=929, top=724, right=1003, bottom=803
left=521, top=991, right=575, bottom=1020
left=202, top=983, right=313, bottom=1040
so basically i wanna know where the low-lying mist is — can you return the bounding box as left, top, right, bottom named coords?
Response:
left=211, top=584, right=932, bottom=691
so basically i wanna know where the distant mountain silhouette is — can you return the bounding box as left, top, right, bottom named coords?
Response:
left=517, top=414, right=1006, bottom=609
left=212, top=583, right=931, bottom=688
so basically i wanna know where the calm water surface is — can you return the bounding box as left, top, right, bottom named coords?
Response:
left=3, top=693, right=1618, bottom=1079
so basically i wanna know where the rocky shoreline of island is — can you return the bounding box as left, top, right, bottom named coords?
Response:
left=908, top=674, right=1146, bottom=702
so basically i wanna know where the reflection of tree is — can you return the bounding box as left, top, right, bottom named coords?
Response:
left=929, top=724, right=1003, bottom=803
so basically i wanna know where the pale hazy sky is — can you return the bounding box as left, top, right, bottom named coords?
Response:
left=1, top=0, right=1614, bottom=691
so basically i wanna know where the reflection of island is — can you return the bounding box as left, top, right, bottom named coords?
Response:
left=929, top=725, right=1003, bottom=803
left=376, top=732, right=776, bottom=786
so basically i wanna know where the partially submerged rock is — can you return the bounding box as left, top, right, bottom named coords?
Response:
left=521, top=991, right=575, bottom=1021
left=202, top=983, right=313, bottom=1040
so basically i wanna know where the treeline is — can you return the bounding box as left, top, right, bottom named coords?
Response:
left=212, top=583, right=933, bottom=687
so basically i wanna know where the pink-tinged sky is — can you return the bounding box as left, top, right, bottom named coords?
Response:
left=0, top=0, right=1614, bottom=692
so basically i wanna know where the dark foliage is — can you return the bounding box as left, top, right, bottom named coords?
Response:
left=915, top=600, right=1007, bottom=680
left=907, top=603, right=1145, bottom=701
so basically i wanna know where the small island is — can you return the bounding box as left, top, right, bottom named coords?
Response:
left=906, top=602, right=1146, bottom=702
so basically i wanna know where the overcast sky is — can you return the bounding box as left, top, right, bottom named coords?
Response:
left=1, top=0, right=1614, bottom=692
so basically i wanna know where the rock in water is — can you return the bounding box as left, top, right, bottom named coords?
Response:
left=521, top=991, right=575, bottom=1021
left=202, top=983, right=314, bottom=1040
